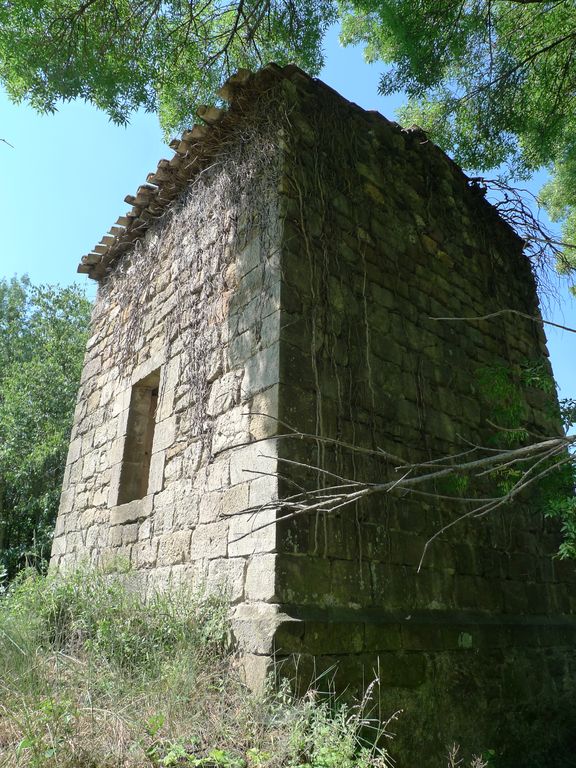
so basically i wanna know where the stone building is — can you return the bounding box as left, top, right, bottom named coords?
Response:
left=52, top=64, right=576, bottom=763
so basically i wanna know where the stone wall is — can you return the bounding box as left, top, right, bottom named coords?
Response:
left=269, top=73, right=576, bottom=764
left=51, top=108, right=284, bottom=651
left=53, top=66, right=576, bottom=766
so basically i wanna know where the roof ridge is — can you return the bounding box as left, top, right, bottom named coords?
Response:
left=78, top=63, right=521, bottom=281
left=80, top=63, right=306, bottom=280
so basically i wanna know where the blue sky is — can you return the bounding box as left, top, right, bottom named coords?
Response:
left=1, top=24, right=574, bottom=401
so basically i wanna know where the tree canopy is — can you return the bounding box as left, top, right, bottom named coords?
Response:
left=0, top=277, right=91, bottom=577
left=0, top=1, right=337, bottom=133
left=2, top=1, right=576, bottom=269
left=339, top=0, right=576, bottom=271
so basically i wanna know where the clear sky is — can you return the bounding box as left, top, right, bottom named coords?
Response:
left=1, top=25, right=574, bottom=401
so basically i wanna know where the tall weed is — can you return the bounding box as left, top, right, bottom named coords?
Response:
left=0, top=567, right=480, bottom=768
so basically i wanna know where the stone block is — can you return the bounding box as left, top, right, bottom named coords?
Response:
left=371, top=563, right=415, bottom=610
left=157, top=387, right=175, bottom=421
left=232, top=602, right=282, bottom=655
left=212, top=406, right=250, bottom=454
left=228, top=509, right=276, bottom=557
left=201, top=483, right=250, bottom=525
left=53, top=513, right=67, bottom=538
left=230, top=440, right=277, bottom=486
left=67, top=437, right=83, bottom=465
left=207, top=371, right=242, bottom=417
left=238, top=653, right=271, bottom=693
left=51, top=536, right=66, bottom=557
left=248, top=474, right=277, bottom=509
left=58, top=488, right=75, bottom=516
left=204, top=458, right=230, bottom=491
left=152, top=415, right=177, bottom=452
left=107, top=463, right=122, bottom=507
left=259, top=309, right=281, bottom=348
left=249, top=385, right=279, bottom=439
left=243, top=343, right=280, bottom=397
left=100, top=545, right=132, bottom=572
left=182, top=440, right=203, bottom=474
left=191, top=521, right=228, bottom=560
left=331, top=559, right=372, bottom=608
left=245, top=553, right=277, bottom=601
left=133, top=539, right=159, bottom=569
left=157, top=530, right=192, bottom=566
left=83, top=526, right=100, bottom=550
left=122, top=523, right=140, bottom=545
left=276, top=554, right=331, bottom=606
left=82, top=450, right=99, bottom=479
left=238, top=238, right=261, bottom=277
left=199, top=490, right=223, bottom=525
left=147, top=450, right=165, bottom=494
left=163, top=354, right=181, bottom=393
left=304, top=621, right=365, bottom=654
left=111, top=386, right=131, bottom=418
left=171, top=484, right=199, bottom=529
left=108, top=437, right=124, bottom=466
left=131, top=350, right=167, bottom=387
left=364, top=624, right=403, bottom=651
left=228, top=330, right=256, bottom=368
left=108, top=525, right=123, bottom=548
left=111, top=495, right=153, bottom=525
left=401, top=623, right=446, bottom=651
left=207, top=557, right=246, bottom=602
left=80, top=356, right=101, bottom=385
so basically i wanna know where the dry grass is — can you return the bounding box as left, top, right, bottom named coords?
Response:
left=0, top=568, right=396, bottom=768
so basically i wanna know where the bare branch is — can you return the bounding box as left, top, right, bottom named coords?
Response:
left=429, top=308, right=576, bottom=334
left=227, top=433, right=575, bottom=561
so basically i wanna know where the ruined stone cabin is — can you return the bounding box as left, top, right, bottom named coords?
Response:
left=52, top=64, right=576, bottom=763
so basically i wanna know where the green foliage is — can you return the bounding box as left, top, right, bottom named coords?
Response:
left=476, top=364, right=529, bottom=446
left=4, top=2, right=576, bottom=267
left=15, top=698, right=78, bottom=768
left=0, top=567, right=392, bottom=767
left=0, top=1, right=337, bottom=138
left=435, top=473, right=469, bottom=498
left=339, top=0, right=576, bottom=270
left=545, top=494, right=576, bottom=559
left=473, top=360, right=576, bottom=556
left=0, top=277, right=91, bottom=578
left=477, top=358, right=561, bottom=445
left=560, top=398, right=576, bottom=431
left=287, top=698, right=390, bottom=768
left=1, top=566, right=228, bottom=675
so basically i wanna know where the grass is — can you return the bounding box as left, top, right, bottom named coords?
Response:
left=0, top=567, right=489, bottom=767
left=0, top=567, right=398, bottom=768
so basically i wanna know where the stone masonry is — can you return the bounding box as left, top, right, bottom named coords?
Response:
left=53, top=65, right=576, bottom=765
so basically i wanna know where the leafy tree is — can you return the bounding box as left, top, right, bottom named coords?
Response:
left=338, top=0, right=576, bottom=270
left=3, top=1, right=575, bottom=269
left=0, top=1, right=337, bottom=135
left=0, top=277, right=91, bottom=577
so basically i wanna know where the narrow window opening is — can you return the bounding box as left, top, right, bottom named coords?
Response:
left=117, top=369, right=160, bottom=505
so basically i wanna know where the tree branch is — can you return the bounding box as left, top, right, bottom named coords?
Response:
left=429, top=308, right=576, bottom=334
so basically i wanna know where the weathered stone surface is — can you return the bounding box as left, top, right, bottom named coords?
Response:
left=244, top=553, right=277, bottom=602
left=52, top=68, right=576, bottom=766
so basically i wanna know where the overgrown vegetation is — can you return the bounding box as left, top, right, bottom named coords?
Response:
left=0, top=567, right=405, bottom=768
left=0, top=277, right=91, bottom=578
left=3, top=2, right=576, bottom=277
left=476, top=359, right=576, bottom=558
